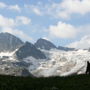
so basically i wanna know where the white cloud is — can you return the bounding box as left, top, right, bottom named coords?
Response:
left=32, top=8, right=42, bottom=16
left=66, top=24, right=90, bottom=49
left=25, top=0, right=90, bottom=19
left=67, top=35, right=90, bottom=49
left=24, top=5, right=42, bottom=16
left=15, top=16, right=31, bottom=25
left=2, top=27, right=33, bottom=41
left=49, top=21, right=77, bottom=38
left=48, top=22, right=90, bottom=49
left=0, top=2, right=7, bottom=8
left=0, top=15, right=33, bottom=41
left=1, top=0, right=90, bottom=18
left=59, top=0, right=90, bottom=18
left=0, top=15, right=31, bottom=28
left=8, top=5, right=21, bottom=12
left=0, top=15, right=14, bottom=27
left=0, top=2, right=21, bottom=12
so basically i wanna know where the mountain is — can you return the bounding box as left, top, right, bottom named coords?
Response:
left=34, top=38, right=75, bottom=51
left=35, top=38, right=57, bottom=50
left=58, top=46, right=75, bottom=51
left=0, top=32, right=89, bottom=77
left=0, top=56, right=32, bottom=77
left=0, top=66, right=31, bottom=77
left=31, top=49, right=88, bottom=77
left=0, top=33, right=24, bottom=52
left=15, top=42, right=46, bottom=60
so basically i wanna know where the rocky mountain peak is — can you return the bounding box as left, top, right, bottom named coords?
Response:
left=0, top=32, right=24, bottom=52
left=35, top=38, right=57, bottom=50
left=15, top=41, right=46, bottom=60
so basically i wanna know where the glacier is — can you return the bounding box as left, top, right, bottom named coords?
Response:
left=24, top=49, right=90, bottom=77
left=0, top=48, right=90, bottom=77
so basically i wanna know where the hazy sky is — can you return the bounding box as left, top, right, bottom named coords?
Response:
left=0, top=0, right=90, bottom=49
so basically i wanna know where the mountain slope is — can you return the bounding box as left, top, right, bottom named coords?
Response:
left=0, top=33, right=24, bottom=52
left=0, top=32, right=89, bottom=77
left=0, top=66, right=31, bottom=76
left=58, top=46, right=75, bottom=51
left=27, top=49, right=89, bottom=77
left=15, top=42, right=46, bottom=60
left=35, top=38, right=57, bottom=50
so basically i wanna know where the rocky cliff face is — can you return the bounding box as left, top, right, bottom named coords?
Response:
left=35, top=38, right=57, bottom=50
left=15, top=42, right=46, bottom=60
left=0, top=33, right=24, bottom=52
left=58, top=46, right=75, bottom=51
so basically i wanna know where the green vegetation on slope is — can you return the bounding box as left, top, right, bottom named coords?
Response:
left=0, top=75, right=90, bottom=90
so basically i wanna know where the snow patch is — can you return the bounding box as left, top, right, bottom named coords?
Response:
left=24, top=49, right=90, bottom=77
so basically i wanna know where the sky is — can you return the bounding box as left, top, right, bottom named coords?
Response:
left=0, top=0, right=90, bottom=49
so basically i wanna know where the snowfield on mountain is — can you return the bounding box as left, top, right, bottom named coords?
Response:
left=23, top=49, right=90, bottom=77
left=0, top=32, right=90, bottom=77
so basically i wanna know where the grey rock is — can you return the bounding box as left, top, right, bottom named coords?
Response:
left=58, top=46, right=75, bottom=51
left=15, top=42, right=46, bottom=60
left=35, top=38, right=56, bottom=50
left=0, top=66, right=32, bottom=77
left=0, top=32, right=24, bottom=52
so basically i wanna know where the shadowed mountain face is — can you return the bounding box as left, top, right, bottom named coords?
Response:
left=35, top=38, right=57, bottom=50
left=15, top=42, right=46, bottom=60
left=58, top=46, right=75, bottom=51
left=34, top=38, right=75, bottom=51
left=0, top=33, right=24, bottom=52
